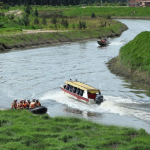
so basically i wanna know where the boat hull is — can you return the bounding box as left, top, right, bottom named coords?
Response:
left=28, top=106, right=47, bottom=114
left=97, top=40, right=110, bottom=46
left=61, top=87, right=95, bottom=104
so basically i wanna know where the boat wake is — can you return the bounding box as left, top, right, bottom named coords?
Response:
left=109, top=41, right=124, bottom=46
left=40, top=91, right=150, bottom=121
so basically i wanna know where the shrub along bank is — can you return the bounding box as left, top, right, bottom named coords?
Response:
left=108, top=31, right=150, bottom=84
left=0, top=109, right=150, bottom=149
left=0, top=20, right=127, bottom=52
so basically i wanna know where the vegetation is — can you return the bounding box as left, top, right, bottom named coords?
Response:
left=0, top=20, right=127, bottom=51
left=0, top=0, right=127, bottom=6
left=119, top=31, right=150, bottom=73
left=0, top=4, right=128, bottom=50
left=0, top=109, right=150, bottom=149
left=108, top=31, right=150, bottom=84
left=0, top=5, right=150, bottom=36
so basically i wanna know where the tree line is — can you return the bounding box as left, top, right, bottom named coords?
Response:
left=0, top=0, right=126, bottom=6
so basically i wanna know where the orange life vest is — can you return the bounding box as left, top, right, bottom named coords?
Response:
left=26, top=102, right=30, bottom=107
left=14, top=103, right=17, bottom=109
left=23, top=103, right=27, bottom=108
left=30, top=102, right=35, bottom=109
left=37, top=102, right=41, bottom=106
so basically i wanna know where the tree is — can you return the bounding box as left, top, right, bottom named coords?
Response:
left=72, top=23, right=75, bottom=29
left=79, top=21, right=82, bottom=29
left=82, top=21, right=87, bottom=29
left=0, top=22, right=4, bottom=28
left=34, top=17, right=39, bottom=24
left=41, top=17, right=47, bottom=25
left=51, top=17, right=57, bottom=25
left=34, top=8, right=38, bottom=17
left=22, top=14, right=30, bottom=26
left=24, top=4, right=31, bottom=15
left=91, top=13, right=96, bottom=18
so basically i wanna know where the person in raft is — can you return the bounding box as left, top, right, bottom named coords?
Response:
left=17, top=100, right=24, bottom=109
left=29, top=99, right=39, bottom=109
left=11, top=100, right=17, bottom=109
left=36, top=99, right=41, bottom=107
left=11, top=99, right=41, bottom=109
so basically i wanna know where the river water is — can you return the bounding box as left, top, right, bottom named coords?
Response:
left=1, top=19, right=150, bottom=133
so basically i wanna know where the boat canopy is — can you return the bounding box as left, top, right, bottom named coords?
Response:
left=65, top=81, right=100, bottom=94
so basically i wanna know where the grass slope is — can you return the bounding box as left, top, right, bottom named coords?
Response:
left=0, top=109, right=150, bottom=150
left=108, top=31, right=150, bottom=84
left=119, top=31, right=150, bottom=73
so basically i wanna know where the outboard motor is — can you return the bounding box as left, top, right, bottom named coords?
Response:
left=95, top=95, right=103, bottom=104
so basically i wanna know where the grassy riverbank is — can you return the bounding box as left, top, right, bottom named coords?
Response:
left=108, top=31, right=150, bottom=84
left=0, top=20, right=127, bottom=52
left=0, top=5, right=130, bottom=51
left=0, top=109, right=150, bottom=149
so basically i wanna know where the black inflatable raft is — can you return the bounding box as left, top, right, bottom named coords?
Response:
left=28, top=106, right=47, bottom=114
left=97, top=40, right=110, bottom=46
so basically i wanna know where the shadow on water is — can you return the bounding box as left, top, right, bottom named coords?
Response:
left=64, top=107, right=102, bottom=118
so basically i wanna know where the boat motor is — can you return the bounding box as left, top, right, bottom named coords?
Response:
left=95, top=95, right=103, bottom=104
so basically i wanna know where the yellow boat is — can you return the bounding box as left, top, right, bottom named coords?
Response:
left=60, top=80, right=103, bottom=104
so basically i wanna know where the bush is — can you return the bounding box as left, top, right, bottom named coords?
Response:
left=72, top=23, right=75, bottom=29
left=91, top=13, right=96, bottom=18
left=41, top=17, right=47, bottom=25
left=82, top=21, right=87, bottom=29
left=0, top=22, right=4, bottom=28
left=61, top=19, right=69, bottom=28
left=79, top=21, right=82, bottom=29
left=51, top=17, right=57, bottom=24
left=22, top=14, right=30, bottom=26
left=34, top=8, right=38, bottom=17
left=34, top=17, right=39, bottom=24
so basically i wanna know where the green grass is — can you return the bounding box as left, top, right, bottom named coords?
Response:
left=1, top=5, right=149, bottom=36
left=0, top=21, right=126, bottom=49
left=36, top=6, right=150, bottom=17
left=119, top=31, right=150, bottom=74
left=0, top=109, right=150, bottom=149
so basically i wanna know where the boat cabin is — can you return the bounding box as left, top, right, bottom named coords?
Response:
left=63, top=80, right=101, bottom=99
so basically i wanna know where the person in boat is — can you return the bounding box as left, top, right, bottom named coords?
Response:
left=11, top=100, right=17, bottom=109
left=17, top=100, right=24, bottom=109
left=76, top=88, right=80, bottom=95
left=30, top=99, right=38, bottom=109
left=26, top=100, right=31, bottom=109
left=35, top=99, right=41, bottom=107
left=104, top=37, right=107, bottom=41
left=23, top=100, right=27, bottom=108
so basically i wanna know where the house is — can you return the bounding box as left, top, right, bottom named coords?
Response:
left=128, top=0, right=150, bottom=6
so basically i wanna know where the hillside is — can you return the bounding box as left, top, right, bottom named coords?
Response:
left=108, top=31, right=150, bottom=84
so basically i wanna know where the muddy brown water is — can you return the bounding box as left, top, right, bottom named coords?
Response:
left=1, top=19, right=150, bottom=133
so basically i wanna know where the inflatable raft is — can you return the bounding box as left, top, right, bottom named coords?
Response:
left=28, top=106, right=47, bottom=114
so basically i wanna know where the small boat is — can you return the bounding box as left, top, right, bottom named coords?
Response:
left=97, top=39, right=110, bottom=46
left=60, top=80, right=104, bottom=104
left=11, top=99, right=47, bottom=114
left=28, top=106, right=47, bottom=114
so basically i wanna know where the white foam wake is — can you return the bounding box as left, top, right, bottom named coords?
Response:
left=40, top=91, right=150, bottom=121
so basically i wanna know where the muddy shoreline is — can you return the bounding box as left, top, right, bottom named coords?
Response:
left=107, top=56, right=150, bottom=85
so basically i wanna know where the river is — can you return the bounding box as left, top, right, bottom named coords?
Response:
left=1, top=19, right=150, bottom=133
